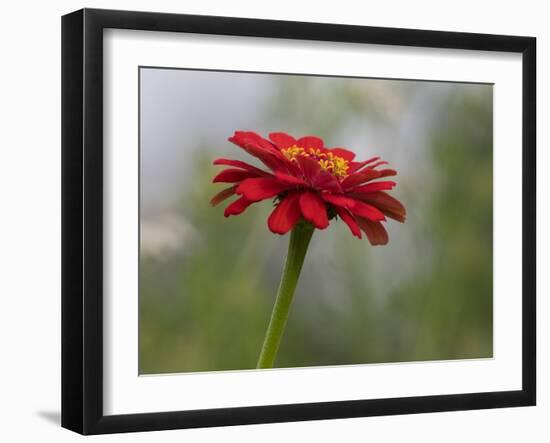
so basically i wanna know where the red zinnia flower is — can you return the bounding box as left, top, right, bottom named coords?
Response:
left=210, top=131, right=406, bottom=245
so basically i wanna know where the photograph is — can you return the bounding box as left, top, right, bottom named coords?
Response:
left=138, top=67, right=494, bottom=375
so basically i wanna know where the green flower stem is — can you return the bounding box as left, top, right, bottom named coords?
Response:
left=256, top=222, right=315, bottom=369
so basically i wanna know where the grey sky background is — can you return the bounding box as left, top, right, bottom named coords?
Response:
left=140, top=69, right=272, bottom=213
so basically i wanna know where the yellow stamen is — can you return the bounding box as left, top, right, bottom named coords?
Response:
left=281, top=145, right=349, bottom=178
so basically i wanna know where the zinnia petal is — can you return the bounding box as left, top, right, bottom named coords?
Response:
left=349, top=200, right=386, bottom=222
left=275, top=171, right=307, bottom=186
left=335, top=207, right=362, bottom=238
left=356, top=217, right=389, bottom=245
left=213, top=158, right=270, bottom=176
left=350, top=191, right=406, bottom=222
left=210, top=186, right=236, bottom=207
left=299, top=191, right=329, bottom=229
left=267, top=193, right=303, bottom=235
left=296, top=155, right=322, bottom=182
left=269, top=132, right=297, bottom=150
left=312, top=170, right=343, bottom=193
left=341, top=169, right=382, bottom=189
left=377, top=169, right=398, bottom=178
left=230, top=131, right=279, bottom=153
left=224, top=196, right=253, bottom=217
left=321, top=193, right=357, bottom=208
left=353, top=181, right=397, bottom=194
left=327, top=147, right=356, bottom=161
left=212, top=168, right=261, bottom=183
left=369, top=160, right=389, bottom=169
left=236, top=178, right=293, bottom=202
left=228, top=131, right=286, bottom=171
left=297, top=136, right=324, bottom=150
left=347, top=157, right=381, bottom=174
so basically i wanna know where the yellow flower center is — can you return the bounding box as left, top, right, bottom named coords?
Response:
left=282, top=145, right=349, bottom=178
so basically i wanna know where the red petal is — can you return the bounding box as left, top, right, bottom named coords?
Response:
left=269, top=132, right=297, bottom=150
left=224, top=197, right=253, bottom=217
left=312, top=170, right=343, bottom=193
left=296, top=155, right=322, bottom=182
left=321, top=193, right=357, bottom=208
left=212, top=168, right=260, bottom=183
left=356, top=217, right=389, bottom=245
left=369, top=160, right=389, bottom=169
left=267, top=193, right=303, bottom=235
left=327, top=147, right=356, bottom=161
left=236, top=178, right=292, bottom=202
left=275, top=171, right=307, bottom=186
left=210, top=186, right=236, bottom=207
left=228, top=131, right=285, bottom=171
left=377, top=169, right=398, bottom=178
left=348, top=157, right=380, bottom=174
left=297, top=136, right=324, bottom=150
left=213, top=158, right=270, bottom=176
left=353, top=181, right=396, bottom=193
left=299, top=191, right=329, bottom=229
left=230, top=131, right=279, bottom=153
left=279, top=157, right=303, bottom=177
left=335, top=207, right=361, bottom=238
left=341, top=169, right=382, bottom=189
left=349, top=200, right=386, bottom=222
left=295, top=156, right=343, bottom=193
left=350, top=191, right=406, bottom=222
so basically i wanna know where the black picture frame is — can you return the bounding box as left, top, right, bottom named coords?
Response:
left=61, top=8, right=536, bottom=435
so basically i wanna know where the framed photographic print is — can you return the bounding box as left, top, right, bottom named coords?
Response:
left=61, top=8, right=536, bottom=435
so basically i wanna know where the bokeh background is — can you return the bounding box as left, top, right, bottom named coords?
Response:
left=139, top=67, right=493, bottom=375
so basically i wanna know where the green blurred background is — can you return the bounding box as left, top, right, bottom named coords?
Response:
left=139, top=68, right=493, bottom=374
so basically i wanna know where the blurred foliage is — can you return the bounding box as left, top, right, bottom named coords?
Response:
left=139, top=77, right=492, bottom=374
